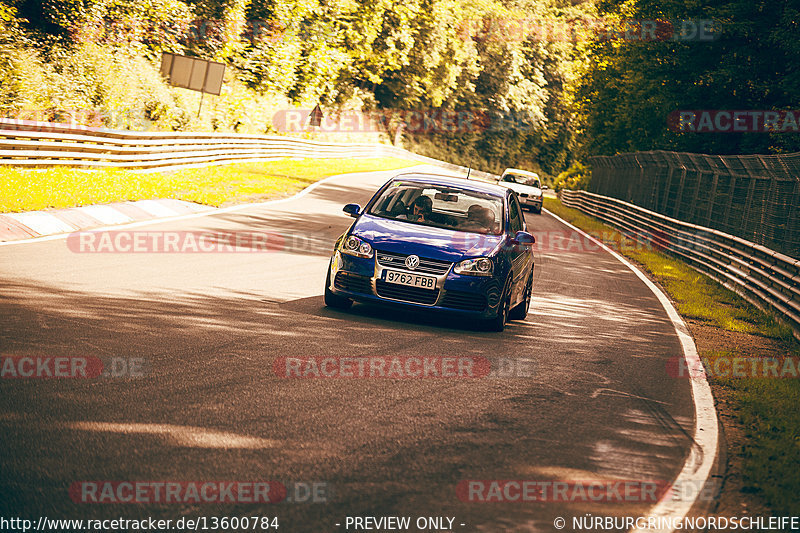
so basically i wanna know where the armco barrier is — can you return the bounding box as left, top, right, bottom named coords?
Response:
left=588, top=151, right=800, bottom=259
left=0, top=118, right=497, bottom=181
left=559, top=189, right=800, bottom=339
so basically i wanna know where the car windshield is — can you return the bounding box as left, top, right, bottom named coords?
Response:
left=368, top=181, right=504, bottom=235
left=503, top=174, right=540, bottom=188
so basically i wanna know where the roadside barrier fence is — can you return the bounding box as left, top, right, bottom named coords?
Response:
left=0, top=118, right=497, bottom=181
left=560, top=188, right=800, bottom=339
left=588, top=151, right=800, bottom=259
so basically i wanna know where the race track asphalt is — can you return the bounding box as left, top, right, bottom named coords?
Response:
left=0, top=166, right=702, bottom=532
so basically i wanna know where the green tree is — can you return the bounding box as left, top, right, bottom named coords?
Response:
left=580, top=0, right=800, bottom=156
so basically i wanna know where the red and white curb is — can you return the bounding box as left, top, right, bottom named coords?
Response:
left=0, top=165, right=459, bottom=247
left=0, top=200, right=214, bottom=242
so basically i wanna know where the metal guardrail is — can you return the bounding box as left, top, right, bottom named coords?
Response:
left=0, top=118, right=498, bottom=182
left=588, top=151, right=800, bottom=259
left=559, top=189, right=800, bottom=339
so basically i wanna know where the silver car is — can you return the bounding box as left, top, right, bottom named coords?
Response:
left=498, top=168, right=546, bottom=214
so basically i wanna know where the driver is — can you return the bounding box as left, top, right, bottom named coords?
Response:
left=400, top=195, right=432, bottom=222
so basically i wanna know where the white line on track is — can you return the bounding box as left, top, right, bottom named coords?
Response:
left=544, top=208, right=719, bottom=533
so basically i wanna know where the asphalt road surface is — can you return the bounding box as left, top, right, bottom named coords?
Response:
left=1, top=166, right=699, bottom=532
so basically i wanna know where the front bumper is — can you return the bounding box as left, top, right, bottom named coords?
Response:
left=327, top=252, right=503, bottom=319
left=518, top=195, right=543, bottom=209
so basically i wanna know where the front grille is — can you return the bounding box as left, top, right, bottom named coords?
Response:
left=440, top=290, right=487, bottom=311
left=334, top=271, right=372, bottom=294
left=375, top=280, right=439, bottom=305
left=376, top=250, right=452, bottom=275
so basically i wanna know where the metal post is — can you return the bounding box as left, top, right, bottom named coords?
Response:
left=706, top=173, right=719, bottom=227
left=197, top=64, right=211, bottom=118
left=742, top=177, right=757, bottom=242
left=758, top=177, right=778, bottom=248
left=687, top=170, right=703, bottom=223
left=674, top=168, right=688, bottom=219
left=788, top=180, right=800, bottom=258
left=722, top=175, right=737, bottom=233
left=661, top=165, right=675, bottom=215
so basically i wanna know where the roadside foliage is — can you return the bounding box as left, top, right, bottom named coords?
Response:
left=1, top=0, right=595, bottom=178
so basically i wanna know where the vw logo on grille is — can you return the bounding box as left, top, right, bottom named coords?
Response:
left=405, top=255, right=420, bottom=270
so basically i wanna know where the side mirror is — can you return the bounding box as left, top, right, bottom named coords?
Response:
left=542, top=185, right=549, bottom=190
left=512, top=231, right=535, bottom=246
left=342, top=203, right=361, bottom=217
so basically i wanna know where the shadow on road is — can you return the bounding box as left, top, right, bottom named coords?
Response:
left=0, top=272, right=696, bottom=532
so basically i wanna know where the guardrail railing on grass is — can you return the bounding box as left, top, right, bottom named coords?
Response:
left=559, top=189, right=800, bottom=339
left=0, top=118, right=498, bottom=182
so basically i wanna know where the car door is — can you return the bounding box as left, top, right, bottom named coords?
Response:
left=507, top=194, right=531, bottom=303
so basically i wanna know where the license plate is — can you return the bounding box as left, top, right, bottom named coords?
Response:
left=384, top=270, right=436, bottom=289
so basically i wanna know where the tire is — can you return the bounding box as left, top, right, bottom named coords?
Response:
left=485, top=277, right=511, bottom=332
left=324, top=263, right=352, bottom=310
left=532, top=206, right=542, bottom=214
left=509, top=270, right=533, bottom=321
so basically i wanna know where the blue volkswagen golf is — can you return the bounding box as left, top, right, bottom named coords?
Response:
left=324, top=173, right=535, bottom=331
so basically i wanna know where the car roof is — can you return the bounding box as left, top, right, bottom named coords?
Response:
left=390, top=172, right=509, bottom=197
left=502, top=168, right=539, bottom=178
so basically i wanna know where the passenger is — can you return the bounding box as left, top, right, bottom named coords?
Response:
left=462, top=204, right=485, bottom=232
left=480, top=207, right=495, bottom=229
left=467, top=204, right=482, bottom=222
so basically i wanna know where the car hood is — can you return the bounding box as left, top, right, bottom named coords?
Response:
left=501, top=182, right=542, bottom=196
left=351, top=215, right=504, bottom=261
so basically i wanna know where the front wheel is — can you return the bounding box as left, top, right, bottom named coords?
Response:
left=484, top=278, right=511, bottom=332
left=509, top=270, right=533, bottom=321
left=324, top=263, right=352, bottom=310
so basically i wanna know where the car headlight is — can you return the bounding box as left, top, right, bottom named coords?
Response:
left=341, top=235, right=373, bottom=258
left=454, top=257, right=493, bottom=276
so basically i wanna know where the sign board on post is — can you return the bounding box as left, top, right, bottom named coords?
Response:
left=308, top=105, right=324, bottom=128
left=160, top=53, right=225, bottom=95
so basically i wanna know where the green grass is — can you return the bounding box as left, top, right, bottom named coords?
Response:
left=737, top=375, right=800, bottom=512
left=545, top=195, right=800, bottom=515
left=0, top=157, right=418, bottom=212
